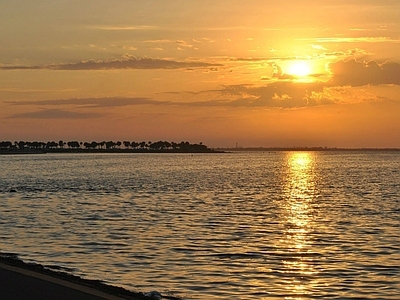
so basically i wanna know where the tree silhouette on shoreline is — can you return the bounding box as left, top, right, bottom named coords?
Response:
left=0, top=140, right=213, bottom=153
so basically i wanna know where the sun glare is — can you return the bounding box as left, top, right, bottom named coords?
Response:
left=287, top=61, right=311, bottom=77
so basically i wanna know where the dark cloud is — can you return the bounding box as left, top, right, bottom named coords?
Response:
left=4, top=83, right=328, bottom=109
left=6, top=67, right=389, bottom=111
left=7, top=109, right=106, bottom=119
left=232, top=56, right=297, bottom=62
left=1, top=55, right=222, bottom=70
left=5, top=97, right=169, bottom=108
left=213, top=82, right=330, bottom=108
left=193, top=82, right=335, bottom=108
left=329, top=59, right=400, bottom=86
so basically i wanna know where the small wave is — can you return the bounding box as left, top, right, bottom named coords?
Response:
left=209, top=252, right=264, bottom=260
left=0, top=188, right=18, bottom=193
left=0, top=186, right=44, bottom=193
left=206, top=251, right=322, bottom=261
left=0, top=252, right=20, bottom=259
left=45, top=265, right=77, bottom=273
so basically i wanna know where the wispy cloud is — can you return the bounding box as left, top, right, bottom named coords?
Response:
left=143, top=39, right=198, bottom=51
left=322, top=48, right=372, bottom=58
left=231, top=57, right=297, bottom=62
left=7, top=109, right=106, bottom=119
left=4, top=97, right=169, bottom=108
left=0, top=55, right=222, bottom=71
left=231, top=47, right=372, bottom=63
left=143, top=39, right=174, bottom=44
left=298, top=37, right=400, bottom=43
left=90, top=24, right=310, bottom=33
left=311, top=44, right=328, bottom=50
left=5, top=58, right=397, bottom=112
left=0, top=88, right=76, bottom=93
left=210, top=82, right=330, bottom=108
left=89, top=25, right=158, bottom=31
left=4, top=83, right=331, bottom=109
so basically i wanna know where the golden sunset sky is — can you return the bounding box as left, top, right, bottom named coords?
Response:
left=1, top=0, right=399, bottom=147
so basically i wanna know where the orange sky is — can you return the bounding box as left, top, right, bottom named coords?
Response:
left=1, top=1, right=399, bottom=147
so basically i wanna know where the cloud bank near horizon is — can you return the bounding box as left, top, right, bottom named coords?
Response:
left=3, top=86, right=389, bottom=119
left=0, top=55, right=222, bottom=71
left=3, top=59, right=399, bottom=120
left=7, top=109, right=106, bottom=119
left=2, top=55, right=398, bottom=90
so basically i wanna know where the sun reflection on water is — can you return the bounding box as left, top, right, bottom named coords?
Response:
left=281, top=152, right=319, bottom=299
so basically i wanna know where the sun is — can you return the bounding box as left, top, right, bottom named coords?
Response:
left=286, top=61, right=311, bottom=77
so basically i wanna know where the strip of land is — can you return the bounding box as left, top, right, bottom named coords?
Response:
left=217, top=147, right=400, bottom=152
left=0, top=253, right=169, bottom=300
left=0, top=262, right=127, bottom=300
left=0, top=140, right=218, bottom=154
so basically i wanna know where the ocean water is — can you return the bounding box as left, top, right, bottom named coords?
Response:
left=0, top=151, right=399, bottom=299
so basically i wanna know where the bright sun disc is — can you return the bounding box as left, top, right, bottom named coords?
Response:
left=287, top=61, right=311, bottom=77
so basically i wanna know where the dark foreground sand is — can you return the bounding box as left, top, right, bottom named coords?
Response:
left=0, top=262, right=127, bottom=300
left=0, top=253, right=174, bottom=300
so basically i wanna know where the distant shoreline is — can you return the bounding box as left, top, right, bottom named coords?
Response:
left=0, top=148, right=223, bottom=155
left=217, top=147, right=400, bottom=152
left=0, top=140, right=219, bottom=155
left=1, top=147, right=399, bottom=155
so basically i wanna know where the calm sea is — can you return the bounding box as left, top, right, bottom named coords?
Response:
left=0, top=152, right=399, bottom=299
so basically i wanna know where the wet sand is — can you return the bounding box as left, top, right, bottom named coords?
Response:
left=0, top=254, right=157, bottom=300
left=0, top=262, right=128, bottom=300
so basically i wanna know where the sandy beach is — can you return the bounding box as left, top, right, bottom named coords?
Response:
left=0, top=254, right=158, bottom=300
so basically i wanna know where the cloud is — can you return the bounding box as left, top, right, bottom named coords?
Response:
left=142, top=39, right=199, bottom=51
left=4, top=97, right=170, bottom=108
left=210, top=82, right=390, bottom=108
left=7, top=109, right=106, bottom=119
left=218, top=82, right=332, bottom=108
left=4, top=84, right=326, bottom=109
left=297, top=37, right=400, bottom=43
left=176, top=40, right=198, bottom=51
left=5, top=72, right=391, bottom=111
left=122, top=46, right=138, bottom=51
left=322, top=48, right=372, bottom=58
left=270, top=62, right=297, bottom=80
left=232, top=56, right=297, bottom=62
left=329, top=59, right=400, bottom=86
left=0, top=88, right=76, bottom=93
left=90, top=25, right=158, bottom=31
left=232, top=47, right=372, bottom=64
left=0, top=55, right=222, bottom=70
left=312, top=44, right=328, bottom=50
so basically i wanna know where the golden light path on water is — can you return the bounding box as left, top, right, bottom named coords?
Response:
left=282, top=152, right=319, bottom=299
left=1, top=152, right=400, bottom=299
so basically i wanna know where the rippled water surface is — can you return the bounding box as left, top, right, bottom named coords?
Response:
left=0, top=152, right=399, bottom=299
